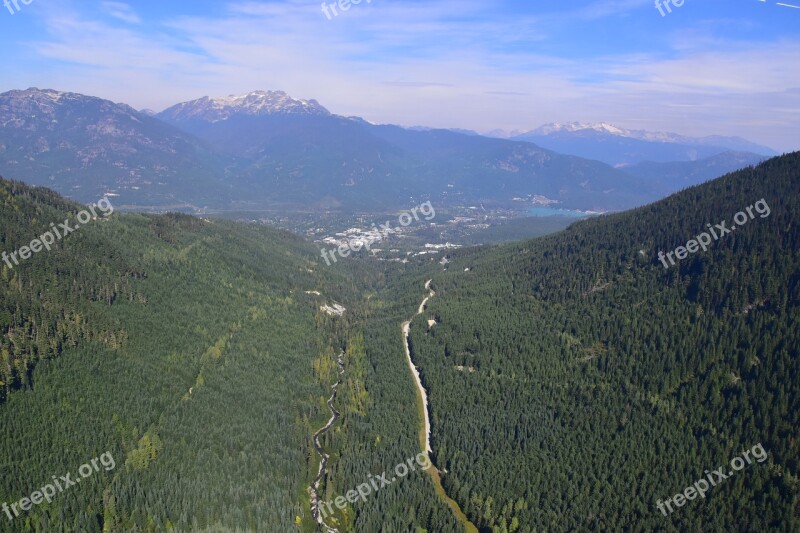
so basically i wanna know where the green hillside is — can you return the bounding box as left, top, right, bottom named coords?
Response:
left=0, top=177, right=470, bottom=532
left=326, top=154, right=800, bottom=532
left=0, top=177, right=344, bottom=531
left=1, top=152, right=798, bottom=532
left=357, top=153, right=799, bottom=531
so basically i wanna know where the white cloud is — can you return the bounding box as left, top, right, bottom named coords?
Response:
left=100, top=1, right=140, bottom=24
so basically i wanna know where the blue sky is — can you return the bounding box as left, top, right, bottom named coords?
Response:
left=1, top=0, right=798, bottom=150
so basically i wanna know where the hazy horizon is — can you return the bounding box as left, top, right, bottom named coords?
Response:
left=1, top=0, right=798, bottom=151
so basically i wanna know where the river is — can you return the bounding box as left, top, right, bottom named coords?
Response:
left=309, top=350, right=345, bottom=533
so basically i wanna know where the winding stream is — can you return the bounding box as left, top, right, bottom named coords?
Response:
left=309, top=350, right=344, bottom=533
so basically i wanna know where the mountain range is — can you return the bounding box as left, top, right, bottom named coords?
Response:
left=509, top=122, right=775, bottom=167
left=0, top=88, right=774, bottom=214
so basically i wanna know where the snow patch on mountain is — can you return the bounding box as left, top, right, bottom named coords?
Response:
left=524, top=122, right=774, bottom=153
left=532, top=122, right=628, bottom=136
left=158, top=90, right=331, bottom=123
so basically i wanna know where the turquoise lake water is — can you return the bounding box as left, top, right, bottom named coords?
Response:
left=526, top=207, right=589, bottom=218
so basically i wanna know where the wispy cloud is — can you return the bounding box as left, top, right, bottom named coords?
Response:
left=100, top=1, right=140, bottom=24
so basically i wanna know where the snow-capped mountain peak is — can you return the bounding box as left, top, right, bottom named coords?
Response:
left=523, top=122, right=776, bottom=154
left=158, top=90, right=331, bottom=123
left=510, top=120, right=776, bottom=163
left=531, top=122, right=628, bottom=136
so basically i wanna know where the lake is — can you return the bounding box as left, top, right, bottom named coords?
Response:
left=527, top=207, right=589, bottom=218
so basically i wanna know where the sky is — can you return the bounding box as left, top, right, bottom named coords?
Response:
left=0, top=0, right=798, bottom=151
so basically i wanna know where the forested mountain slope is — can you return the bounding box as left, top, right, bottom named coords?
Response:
left=0, top=178, right=347, bottom=531
left=160, top=107, right=652, bottom=212
left=0, top=177, right=470, bottom=532
left=3, top=149, right=798, bottom=532
left=0, top=89, right=233, bottom=207
left=384, top=153, right=800, bottom=531
left=157, top=90, right=657, bottom=211
left=621, top=151, right=767, bottom=197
